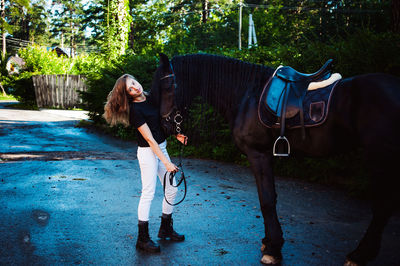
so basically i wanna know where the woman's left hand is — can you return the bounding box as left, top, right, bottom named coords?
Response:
left=176, top=134, right=188, bottom=145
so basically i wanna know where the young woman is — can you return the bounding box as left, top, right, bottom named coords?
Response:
left=103, top=74, right=187, bottom=253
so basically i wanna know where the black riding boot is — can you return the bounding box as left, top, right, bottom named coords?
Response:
left=136, top=221, right=160, bottom=253
left=158, top=214, right=185, bottom=241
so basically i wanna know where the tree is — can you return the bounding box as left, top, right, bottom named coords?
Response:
left=81, top=1, right=104, bottom=49
left=202, top=0, right=210, bottom=23
left=393, top=0, right=400, bottom=33
left=50, top=0, right=86, bottom=57
left=127, top=0, right=238, bottom=54
left=7, top=0, right=49, bottom=45
left=0, top=0, right=29, bottom=57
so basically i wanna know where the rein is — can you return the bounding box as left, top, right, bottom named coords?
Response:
left=160, top=66, right=187, bottom=206
left=163, top=144, right=187, bottom=206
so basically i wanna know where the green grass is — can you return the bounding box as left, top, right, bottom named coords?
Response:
left=0, top=94, right=17, bottom=101
left=5, top=102, right=39, bottom=110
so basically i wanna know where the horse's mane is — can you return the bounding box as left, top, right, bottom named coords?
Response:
left=171, top=54, right=275, bottom=117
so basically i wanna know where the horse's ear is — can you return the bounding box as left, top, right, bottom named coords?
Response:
left=159, top=53, right=170, bottom=70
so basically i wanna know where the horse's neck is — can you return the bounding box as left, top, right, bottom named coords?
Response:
left=178, top=59, right=272, bottom=125
left=189, top=76, right=241, bottom=125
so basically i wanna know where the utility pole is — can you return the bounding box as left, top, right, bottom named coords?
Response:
left=61, top=32, right=64, bottom=48
left=248, top=13, right=252, bottom=48
left=238, top=1, right=242, bottom=50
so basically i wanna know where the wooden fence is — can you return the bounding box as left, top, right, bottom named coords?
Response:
left=32, top=75, right=87, bottom=108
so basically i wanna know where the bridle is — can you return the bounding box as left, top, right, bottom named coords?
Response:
left=160, top=64, right=187, bottom=206
left=160, top=68, right=183, bottom=134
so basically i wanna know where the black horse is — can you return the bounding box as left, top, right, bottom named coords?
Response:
left=150, top=53, right=400, bottom=265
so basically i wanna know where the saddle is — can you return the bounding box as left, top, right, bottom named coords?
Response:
left=259, top=59, right=337, bottom=156
left=266, top=59, right=333, bottom=118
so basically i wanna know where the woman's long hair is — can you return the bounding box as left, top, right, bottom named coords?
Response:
left=103, top=74, right=134, bottom=127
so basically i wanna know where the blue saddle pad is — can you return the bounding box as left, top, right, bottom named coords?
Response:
left=259, top=80, right=340, bottom=129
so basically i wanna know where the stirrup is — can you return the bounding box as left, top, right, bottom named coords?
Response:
left=273, top=136, right=290, bottom=157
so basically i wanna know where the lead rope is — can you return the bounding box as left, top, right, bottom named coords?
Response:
left=162, top=63, right=187, bottom=206
left=163, top=143, right=187, bottom=206
left=163, top=111, right=186, bottom=206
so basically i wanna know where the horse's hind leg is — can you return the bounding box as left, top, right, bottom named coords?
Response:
left=346, top=150, right=397, bottom=265
left=346, top=201, right=393, bottom=265
left=246, top=150, right=284, bottom=264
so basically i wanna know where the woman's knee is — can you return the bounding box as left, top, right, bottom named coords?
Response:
left=140, top=190, right=155, bottom=202
left=165, top=186, right=178, bottom=198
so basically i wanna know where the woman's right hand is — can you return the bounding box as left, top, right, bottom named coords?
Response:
left=165, top=161, right=179, bottom=173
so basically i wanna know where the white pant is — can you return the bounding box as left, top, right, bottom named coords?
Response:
left=137, top=140, right=177, bottom=221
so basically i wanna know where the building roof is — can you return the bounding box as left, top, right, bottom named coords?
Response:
left=46, top=46, right=70, bottom=57
left=7, top=55, right=25, bottom=67
left=6, top=55, right=26, bottom=74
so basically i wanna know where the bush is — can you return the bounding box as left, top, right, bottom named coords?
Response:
left=11, top=72, right=36, bottom=105
left=19, top=45, right=72, bottom=75
left=11, top=45, right=103, bottom=105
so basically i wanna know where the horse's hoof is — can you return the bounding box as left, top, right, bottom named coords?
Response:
left=344, top=259, right=359, bottom=266
left=261, top=243, right=266, bottom=252
left=261, top=254, right=280, bottom=265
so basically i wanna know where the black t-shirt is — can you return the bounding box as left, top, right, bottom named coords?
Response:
left=129, top=99, right=166, bottom=147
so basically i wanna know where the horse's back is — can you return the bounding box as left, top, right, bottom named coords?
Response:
left=352, top=73, right=400, bottom=103
left=339, top=73, right=400, bottom=159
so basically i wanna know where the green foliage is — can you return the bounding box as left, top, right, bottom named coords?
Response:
left=0, top=94, right=16, bottom=100
left=81, top=1, right=104, bottom=48
left=0, top=0, right=30, bottom=36
left=11, top=71, right=36, bottom=105
left=7, top=0, right=49, bottom=45
left=101, top=0, right=132, bottom=58
left=19, top=45, right=71, bottom=74
left=166, top=97, right=242, bottom=162
left=50, top=0, right=86, bottom=56
left=0, top=53, right=13, bottom=93
left=10, top=45, right=102, bottom=104
left=207, top=30, right=400, bottom=78
left=18, top=45, right=103, bottom=75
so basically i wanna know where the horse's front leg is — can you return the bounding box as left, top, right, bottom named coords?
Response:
left=247, top=150, right=284, bottom=265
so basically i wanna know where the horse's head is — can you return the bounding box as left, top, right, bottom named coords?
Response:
left=152, top=53, right=183, bottom=136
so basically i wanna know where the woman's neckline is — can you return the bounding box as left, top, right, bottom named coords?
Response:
left=133, top=96, right=147, bottom=103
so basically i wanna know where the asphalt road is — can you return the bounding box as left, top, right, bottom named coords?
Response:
left=1, top=100, right=399, bottom=265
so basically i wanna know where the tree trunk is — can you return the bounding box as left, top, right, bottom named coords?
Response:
left=202, top=0, right=209, bottom=24
left=392, top=0, right=400, bottom=33
left=0, top=82, right=6, bottom=96
left=70, top=9, right=74, bottom=58
left=129, top=21, right=134, bottom=50
left=1, top=0, right=5, bottom=58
